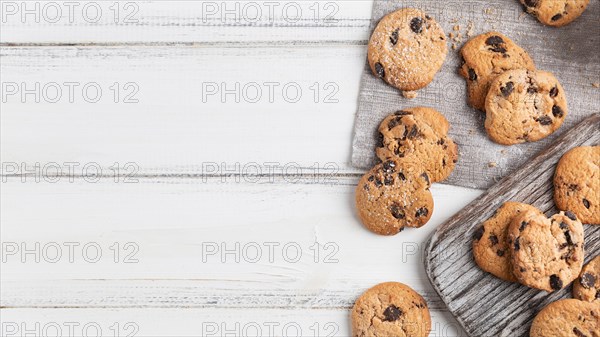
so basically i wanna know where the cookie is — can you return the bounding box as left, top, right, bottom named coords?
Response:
left=459, top=32, right=536, bottom=111
left=554, top=146, right=600, bottom=225
left=376, top=107, right=458, bottom=183
left=508, top=210, right=584, bottom=292
left=530, top=299, right=599, bottom=337
left=351, top=282, right=431, bottom=337
left=573, top=256, right=600, bottom=302
left=355, top=159, right=433, bottom=235
left=521, top=0, right=590, bottom=27
left=368, top=8, right=447, bottom=92
left=472, top=202, right=542, bottom=282
left=485, top=69, right=568, bottom=145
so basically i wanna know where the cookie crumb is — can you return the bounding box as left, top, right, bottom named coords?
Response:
left=402, top=90, right=418, bottom=99
left=488, top=162, right=498, bottom=168
left=592, top=82, right=600, bottom=88
left=453, top=25, right=460, bottom=31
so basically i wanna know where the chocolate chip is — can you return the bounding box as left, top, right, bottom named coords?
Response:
left=580, top=272, right=596, bottom=289
left=375, top=62, right=385, bottom=78
left=489, top=234, right=499, bottom=246
left=384, top=175, right=394, bottom=186
left=527, top=87, right=538, bottom=94
left=473, top=227, right=485, bottom=241
left=573, top=327, right=587, bottom=337
left=468, top=68, right=477, bottom=81
left=410, top=17, right=424, bottom=34
left=583, top=199, right=590, bottom=209
left=437, top=139, right=445, bottom=146
left=549, top=86, right=559, bottom=97
left=514, top=237, right=520, bottom=251
left=388, top=116, right=403, bottom=130
left=560, top=222, right=568, bottom=230
left=524, top=0, right=539, bottom=7
left=501, top=82, right=514, bottom=97
left=485, top=35, right=504, bottom=46
left=550, top=274, right=563, bottom=290
left=536, top=116, right=553, bottom=125
left=519, top=221, right=528, bottom=231
left=486, top=35, right=507, bottom=53
left=389, top=203, right=405, bottom=220
left=398, top=172, right=406, bottom=181
left=368, top=176, right=375, bottom=182
left=394, top=110, right=411, bottom=116
left=383, top=305, right=403, bottom=321
left=374, top=179, right=383, bottom=188
left=565, top=211, right=577, bottom=221
left=390, top=29, right=399, bottom=45
left=415, top=207, right=429, bottom=218
left=551, top=13, right=563, bottom=21
left=497, top=250, right=505, bottom=257
left=421, top=172, right=430, bottom=185
left=407, top=125, right=419, bottom=139
left=383, top=161, right=396, bottom=173
left=552, top=105, right=564, bottom=118
left=564, top=230, right=574, bottom=246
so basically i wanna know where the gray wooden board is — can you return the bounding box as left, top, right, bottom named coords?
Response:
left=424, top=114, right=600, bottom=337
left=351, top=0, right=600, bottom=189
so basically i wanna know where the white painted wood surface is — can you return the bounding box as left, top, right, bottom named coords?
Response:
left=1, top=1, right=482, bottom=336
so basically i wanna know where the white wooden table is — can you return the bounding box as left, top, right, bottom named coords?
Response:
left=1, top=1, right=482, bottom=336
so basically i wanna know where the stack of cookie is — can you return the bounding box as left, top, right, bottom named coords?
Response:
left=459, top=31, right=569, bottom=145
left=355, top=107, right=458, bottom=236
left=473, top=145, right=600, bottom=292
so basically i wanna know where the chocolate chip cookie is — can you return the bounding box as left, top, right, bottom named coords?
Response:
left=368, top=8, right=447, bottom=92
left=472, top=202, right=542, bottom=282
left=530, top=299, right=599, bottom=337
left=459, top=32, right=535, bottom=111
left=573, top=256, right=600, bottom=302
left=376, top=107, right=458, bottom=183
left=485, top=69, right=567, bottom=145
left=508, top=210, right=584, bottom=292
left=521, top=0, right=590, bottom=27
left=352, top=282, right=431, bottom=337
left=355, top=159, right=433, bottom=235
left=554, top=146, right=600, bottom=225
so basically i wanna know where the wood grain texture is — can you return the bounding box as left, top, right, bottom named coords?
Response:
left=425, top=114, right=600, bottom=337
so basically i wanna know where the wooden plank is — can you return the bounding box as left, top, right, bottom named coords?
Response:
left=425, top=114, right=600, bottom=337
left=0, top=0, right=373, bottom=44
left=1, top=176, right=481, bottom=310
left=0, top=308, right=467, bottom=337
left=0, top=45, right=365, bottom=172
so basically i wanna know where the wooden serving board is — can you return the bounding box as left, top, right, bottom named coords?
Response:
left=425, top=114, right=600, bottom=337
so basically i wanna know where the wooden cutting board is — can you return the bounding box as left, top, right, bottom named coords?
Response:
left=425, top=114, right=600, bottom=337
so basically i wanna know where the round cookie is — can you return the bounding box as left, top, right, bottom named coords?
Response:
left=352, top=282, right=431, bottom=337
left=376, top=107, right=458, bottom=183
left=554, top=146, right=600, bottom=225
left=573, top=256, right=600, bottom=302
left=530, top=299, right=599, bottom=337
left=485, top=69, right=568, bottom=145
left=472, top=202, right=542, bottom=282
left=507, top=210, right=584, bottom=292
left=355, top=159, right=433, bottom=235
left=368, top=8, right=447, bottom=92
left=521, top=0, right=590, bottom=27
left=459, top=32, right=536, bottom=111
